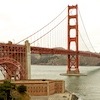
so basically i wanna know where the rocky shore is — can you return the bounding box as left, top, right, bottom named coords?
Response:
left=31, top=91, right=78, bottom=100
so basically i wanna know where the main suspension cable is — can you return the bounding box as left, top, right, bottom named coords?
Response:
left=79, top=9, right=96, bottom=52
left=79, top=31, right=90, bottom=51
left=30, top=17, right=66, bottom=45
left=16, top=6, right=67, bottom=44
left=69, top=10, right=89, bottom=51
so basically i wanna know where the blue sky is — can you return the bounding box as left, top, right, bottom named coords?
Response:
left=0, top=0, right=100, bottom=52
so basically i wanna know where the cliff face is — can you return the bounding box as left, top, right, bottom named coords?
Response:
left=31, top=54, right=100, bottom=66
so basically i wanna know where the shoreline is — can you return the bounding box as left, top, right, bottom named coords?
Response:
left=31, top=91, right=79, bottom=100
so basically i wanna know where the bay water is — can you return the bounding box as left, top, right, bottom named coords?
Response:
left=0, top=65, right=100, bottom=100
left=31, top=65, right=100, bottom=100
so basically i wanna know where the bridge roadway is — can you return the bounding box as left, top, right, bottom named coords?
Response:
left=0, top=42, right=99, bottom=58
left=0, top=42, right=100, bottom=80
left=31, top=46, right=100, bottom=58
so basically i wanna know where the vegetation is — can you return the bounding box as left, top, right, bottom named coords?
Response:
left=0, top=80, right=15, bottom=100
left=0, top=80, right=30, bottom=100
left=17, top=85, right=27, bottom=94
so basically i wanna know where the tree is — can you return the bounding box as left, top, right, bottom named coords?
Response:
left=0, top=91, right=6, bottom=100
left=0, top=81, right=30, bottom=100
left=17, top=85, right=30, bottom=100
left=0, top=80, right=15, bottom=100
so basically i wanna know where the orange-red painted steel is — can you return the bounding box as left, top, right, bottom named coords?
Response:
left=67, top=5, right=79, bottom=74
left=0, top=42, right=26, bottom=80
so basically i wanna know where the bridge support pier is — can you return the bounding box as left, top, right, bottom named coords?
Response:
left=67, top=5, right=80, bottom=75
left=25, top=40, right=31, bottom=79
left=67, top=69, right=80, bottom=75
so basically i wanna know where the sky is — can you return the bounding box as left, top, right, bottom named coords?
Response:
left=0, top=0, right=100, bottom=52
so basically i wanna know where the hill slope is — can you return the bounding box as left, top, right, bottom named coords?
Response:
left=31, top=54, right=100, bottom=66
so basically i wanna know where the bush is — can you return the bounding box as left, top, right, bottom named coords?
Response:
left=17, top=85, right=26, bottom=94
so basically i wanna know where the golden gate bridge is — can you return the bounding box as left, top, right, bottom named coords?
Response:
left=0, top=5, right=100, bottom=80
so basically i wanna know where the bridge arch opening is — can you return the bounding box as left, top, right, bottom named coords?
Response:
left=0, top=57, right=26, bottom=80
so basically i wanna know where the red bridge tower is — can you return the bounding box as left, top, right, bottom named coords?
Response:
left=67, top=5, right=79, bottom=74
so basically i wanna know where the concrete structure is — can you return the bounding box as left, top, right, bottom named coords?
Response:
left=0, top=79, right=65, bottom=97
left=12, top=79, right=65, bottom=96
left=25, top=40, right=31, bottom=79
left=0, top=79, right=79, bottom=100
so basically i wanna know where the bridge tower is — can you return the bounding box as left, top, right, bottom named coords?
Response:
left=67, top=5, right=79, bottom=74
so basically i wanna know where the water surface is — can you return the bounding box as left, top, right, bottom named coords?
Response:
left=31, top=65, right=100, bottom=100
left=0, top=65, right=100, bottom=100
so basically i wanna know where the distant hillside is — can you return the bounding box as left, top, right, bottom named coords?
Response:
left=31, top=54, right=67, bottom=65
left=31, top=53, right=100, bottom=66
left=31, top=47, right=100, bottom=66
